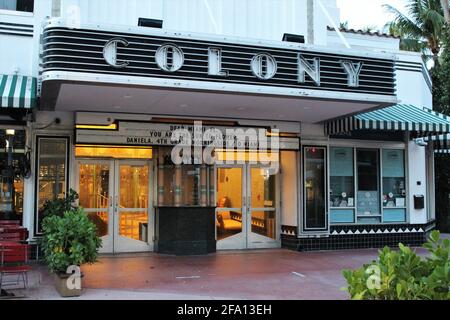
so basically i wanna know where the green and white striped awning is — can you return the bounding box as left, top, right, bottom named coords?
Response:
left=325, top=104, right=450, bottom=137
left=0, top=74, right=37, bottom=109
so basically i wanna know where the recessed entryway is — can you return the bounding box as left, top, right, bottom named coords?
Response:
left=76, top=159, right=153, bottom=253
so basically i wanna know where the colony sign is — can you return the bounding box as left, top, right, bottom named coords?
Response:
left=42, top=26, right=396, bottom=96
left=103, top=39, right=363, bottom=87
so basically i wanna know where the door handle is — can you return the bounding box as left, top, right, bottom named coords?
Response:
left=114, top=195, right=118, bottom=213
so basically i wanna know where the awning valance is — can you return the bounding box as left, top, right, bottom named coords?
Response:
left=0, top=74, right=37, bottom=109
left=325, top=104, right=450, bottom=137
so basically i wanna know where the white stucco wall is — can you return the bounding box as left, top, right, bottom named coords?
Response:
left=407, top=140, right=428, bottom=224
left=327, top=31, right=401, bottom=51
left=395, top=52, right=433, bottom=108
left=57, top=0, right=312, bottom=43
left=281, top=151, right=298, bottom=227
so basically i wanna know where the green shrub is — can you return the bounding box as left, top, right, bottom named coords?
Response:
left=342, top=231, right=450, bottom=300
left=42, top=189, right=79, bottom=218
left=41, top=207, right=102, bottom=274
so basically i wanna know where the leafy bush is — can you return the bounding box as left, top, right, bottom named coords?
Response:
left=41, top=207, right=102, bottom=274
left=343, top=231, right=450, bottom=300
left=42, top=189, right=79, bottom=218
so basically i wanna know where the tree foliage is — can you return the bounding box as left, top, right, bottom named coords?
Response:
left=384, top=0, right=446, bottom=62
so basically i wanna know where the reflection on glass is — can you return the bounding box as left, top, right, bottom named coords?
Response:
left=216, top=210, right=242, bottom=241
left=216, top=168, right=242, bottom=208
left=216, top=168, right=243, bottom=240
left=180, top=166, right=201, bottom=206
left=36, top=138, right=68, bottom=233
left=304, top=147, right=326, bottom=229
left=382, top=150, right=406, bottom=207
left=78, top=164, right=110, bottom=208
left=251, top=210, right=276, bottom=239
left=250, top=168, right=275, bottom=208
left=119, top=211, right=148, bottom=242
left=356, top=150, right=380, bottom=218
left=119, top=165, right=149, bottom=208
left=157, top=147, right=212, bottom=207
left=87, top=211, right=108, bottom=237
left=330, top=148, right=354, bottom=208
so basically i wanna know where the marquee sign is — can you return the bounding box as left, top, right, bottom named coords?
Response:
left=76, top=122, right=300, bottom=150
left=42, top=25, right=396, bottom=97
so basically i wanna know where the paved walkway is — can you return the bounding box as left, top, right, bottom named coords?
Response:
left=4, top=247, right=429, bottom=300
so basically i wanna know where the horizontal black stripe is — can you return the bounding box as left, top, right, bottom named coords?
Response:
left=0, top=31, right=33, bottom=37
left=0, top=22, right=33, bottom=28
left=0, top=26, right=33, bottom=33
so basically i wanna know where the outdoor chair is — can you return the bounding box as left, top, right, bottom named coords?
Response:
left=0, top=243, right=32, bottom=290
left=0, top=232, right=22, bottom=242
left=0, top=228, right=29, bottom=242
left=0, top=221, right=20, bottom=226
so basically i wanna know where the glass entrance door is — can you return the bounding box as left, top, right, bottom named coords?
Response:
left=78, top=160, right=113, bottom=253
left=113, top=161, right=152, bottom=253
left=215, top=164, right=279, bottom=250
left=77, top=159, right=152, bottom=253
left=247, top=166, right=278, bottom=248
left=216, top=166, right=246, bottom=250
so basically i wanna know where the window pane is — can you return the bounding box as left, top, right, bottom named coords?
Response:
left=330, top=148, right=354, bottom=208
left=304, top=147, right=326, bottom=229
left=0, top=0, right=34, bottom=12
left=36, top=138, right=68, bottom=233
left=119, top=165, right=149, bottom=208
left=250, top=167, right=275, bottom=208
left=180, top=165, right=200, bottom=206
left=356, top=149, right=380, bottom=218
left=382, top=149, right=406, bottom=207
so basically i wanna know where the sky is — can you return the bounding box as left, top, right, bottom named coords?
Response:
left=336, top=0, right=408, bottom=31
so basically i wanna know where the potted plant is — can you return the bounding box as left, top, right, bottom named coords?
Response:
left=40, top=191, right=102, bottom=297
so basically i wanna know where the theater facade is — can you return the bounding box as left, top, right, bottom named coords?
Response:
left=1, top=0, right=448, bottom=254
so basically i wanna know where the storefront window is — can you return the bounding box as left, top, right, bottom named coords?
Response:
left=382, top=150, right=406, bottom=207
left=330, top=148, right=354, bottom=208
left=0, top=129, right=27, bottom=222
left=0, top=0, right=34, bottom=12
left=303, top=147, right=327, bottom=230
left=35, top=137, right=69, bottom=233
left=330, top=147, right=355, bottom=224
left=382, top=149, right=406, bottom=222
left=356, top=149, right=381, bottom=223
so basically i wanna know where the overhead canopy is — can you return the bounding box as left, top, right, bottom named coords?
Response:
left=0, top=74, right=37, bottom=109
left=325, top=104, right=450, bottom=137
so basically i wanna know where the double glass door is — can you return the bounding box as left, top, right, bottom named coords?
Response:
left=216, top=165, right=279, bottom=250
left=77, top=160, right=152, bottom=253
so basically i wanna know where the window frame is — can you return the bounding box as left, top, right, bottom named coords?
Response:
left=328, top=143, right=408, bottom=226
left=0, top=0, right=34, bottom=14
left=34, top=136, right=70, bottom=236
left=302, top=145, right=328, bottom=232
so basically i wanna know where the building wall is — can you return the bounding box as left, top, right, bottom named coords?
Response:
left=57, top=0, right=310, bottom=42
left=280, top=151, right=298, bottom=227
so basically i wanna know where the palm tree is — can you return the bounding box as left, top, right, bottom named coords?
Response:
left=384, top=0, right=446, bottom=64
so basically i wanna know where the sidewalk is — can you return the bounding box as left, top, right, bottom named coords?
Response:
left=4, top=247, right=429, bottom=300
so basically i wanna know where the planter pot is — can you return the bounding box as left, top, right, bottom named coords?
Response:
left=54, top=272, right=83, bottom=298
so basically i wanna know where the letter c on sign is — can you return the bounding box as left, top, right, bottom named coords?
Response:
left=103, top=38, right=130, bottom=68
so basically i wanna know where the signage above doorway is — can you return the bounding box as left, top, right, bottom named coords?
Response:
left=42, top=19, right=396, bottom=98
